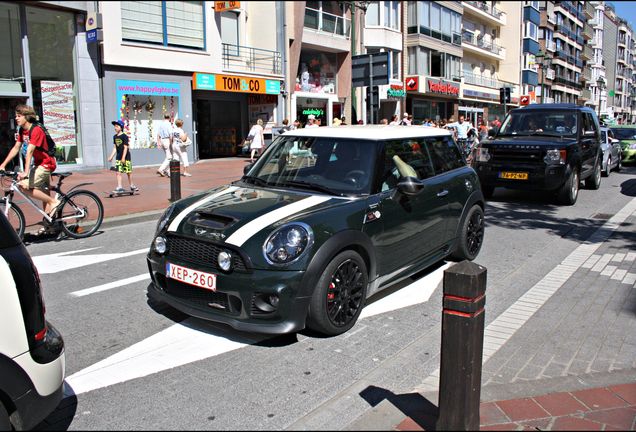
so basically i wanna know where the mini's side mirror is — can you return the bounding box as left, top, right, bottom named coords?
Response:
left=243, top=163, right=254, bottom=175
left=396, top=177, right=424, bottom=196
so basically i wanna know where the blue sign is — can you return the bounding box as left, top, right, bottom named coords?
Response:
left=86, top=29, right=102, bottom=43
left=265, top=80, right=280, bottom=94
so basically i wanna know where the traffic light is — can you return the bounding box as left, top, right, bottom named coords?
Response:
left=499, top=87, right=511, bottom=104
left=366, top=85, right=380, bottom=110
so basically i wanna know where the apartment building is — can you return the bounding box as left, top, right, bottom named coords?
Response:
left=101, top=1, right=285, bottom=164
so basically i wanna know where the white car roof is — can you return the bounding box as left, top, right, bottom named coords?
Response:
left=281, top=125, right=452, bottom=140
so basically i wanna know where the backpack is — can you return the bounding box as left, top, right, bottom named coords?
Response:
left=29, top=123, right=57, bottom=158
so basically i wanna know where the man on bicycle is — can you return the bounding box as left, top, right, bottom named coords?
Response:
left=0, top=104, right=61, bottom=218
left=445, top=116, right=477, bottom=154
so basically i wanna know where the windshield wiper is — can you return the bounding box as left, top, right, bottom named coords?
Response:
left=281, top=180, right=341, bottom=196
left=241, top=175, right=269, bottom=187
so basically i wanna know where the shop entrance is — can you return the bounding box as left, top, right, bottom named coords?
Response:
left=196, top=99, right=242, bottom=159
left=0, top=98, right=23, bottom=170
left=459, top=107, right=484, bottom=127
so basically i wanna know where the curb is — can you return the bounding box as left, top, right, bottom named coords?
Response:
left=100, top=209, right=166, bottom=230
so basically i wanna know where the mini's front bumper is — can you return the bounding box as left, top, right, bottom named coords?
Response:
left=147, top=252, right=311, bottom=334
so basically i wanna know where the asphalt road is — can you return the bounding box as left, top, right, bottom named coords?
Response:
left=29, top=165, right=636, bottom=430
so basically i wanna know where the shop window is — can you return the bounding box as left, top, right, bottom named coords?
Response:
left=121, top=1, right=205, bottom=50
left=26, top=6, right=79, bottom=165
left=296, top=51, right=337, bottom=94
left=115, top=79, right=181, bottom=150
left=0, top=3, right=24, bottom=93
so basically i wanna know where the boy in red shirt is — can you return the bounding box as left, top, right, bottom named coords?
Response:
left=0, top=104, right=61, bottom=219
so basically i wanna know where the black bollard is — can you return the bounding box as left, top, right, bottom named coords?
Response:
left=437, top=260, right=487, bottom=431
left=169, top=159, right=181, bottom=202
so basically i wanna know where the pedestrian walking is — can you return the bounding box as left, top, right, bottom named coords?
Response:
left=400, top=113, right=411, bottom=125
left=279, top=119, right=292, bottom=134
left=389, top=115, right=399, bottom=125
left=0, top=104, right=61, bottom=235
left=171, top=119, right=191, bottom=177
left=306, top=114, right=319, bottom=128
left=156, top=113, right=173, bottom=177
left=247, top=118, right=265, bottom=162
left=108, top=119, right=138, bottom=191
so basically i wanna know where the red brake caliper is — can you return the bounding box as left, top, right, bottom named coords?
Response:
left=327, top=282, right=335, bottom=300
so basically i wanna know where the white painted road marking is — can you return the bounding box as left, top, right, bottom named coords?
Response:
left=69, top=274, right=151, bottom=297
left=32, top=248, right=148, bottom=274
left=64, top=263, right=448, bottom=395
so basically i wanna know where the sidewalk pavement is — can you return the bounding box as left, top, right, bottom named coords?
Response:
left=15, top=157, right=250, bottom=235
left=20, top=158, right=636, bottom=430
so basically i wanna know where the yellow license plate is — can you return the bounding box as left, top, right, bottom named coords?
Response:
left=499, top=172, right=528, bottom=180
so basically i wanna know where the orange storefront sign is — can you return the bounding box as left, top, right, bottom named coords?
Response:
left=215, top=1, right=240, bottom=12
left=192, top=73, right=280, bottom=95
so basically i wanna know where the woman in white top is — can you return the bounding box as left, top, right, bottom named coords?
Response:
left=171, top=119, right=191, bottom=176
left=249, top=118, right=265, bottom=162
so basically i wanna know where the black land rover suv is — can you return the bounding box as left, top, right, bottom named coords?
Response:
left=474, top=104, right=602, bottom=205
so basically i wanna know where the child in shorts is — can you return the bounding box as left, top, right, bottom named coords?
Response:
left=108, top=120, right=138, bottom=192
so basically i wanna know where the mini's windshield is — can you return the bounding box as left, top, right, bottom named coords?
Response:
left=242, top=136, right=377, bottom=196
left=499, top=111, right=578, bottom=137
left=611, top=128, right=636, bottom=140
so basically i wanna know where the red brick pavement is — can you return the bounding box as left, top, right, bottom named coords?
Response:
left=6, top=158, right=248, bottom=233
left=394, top=383, right=636, bottom=431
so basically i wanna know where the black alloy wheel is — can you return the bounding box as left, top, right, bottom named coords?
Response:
left=451, top=205, right=484, bottom=261
left=306, top=250, right=368, bottom=336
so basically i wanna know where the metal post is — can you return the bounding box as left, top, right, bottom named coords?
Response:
left=169, top=159, right=181, bottom=202
left=369, top=54, right=374, bottom=125
left=350, top=5, right=357, bottom=121
left=437, top=260, right=487, bottom=431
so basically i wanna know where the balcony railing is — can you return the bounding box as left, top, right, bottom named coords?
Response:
left=546, top=69, right=556, bottom=80
left=546, top=40, right=557, bottom=52
left=463, top=1, right=505, bottom=21
left=581, top=88, right=592, bottom=100
left=304, top=8, right=350, bottom=38
left=553, top=74, right=583, bottom=90
left=462, top=71, right=503, bottom=89
left=547, top=12, right=556, bottom=24
left=462, top=31, right=503, bottom=56
left=222, top=44, right=282, bottom=75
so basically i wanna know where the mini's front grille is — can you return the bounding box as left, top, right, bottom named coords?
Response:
left=488, top=148, right=543, bottom=165
left=164, top=278, right=241, bottom=315
left=167, top=236, right=248, bottom=272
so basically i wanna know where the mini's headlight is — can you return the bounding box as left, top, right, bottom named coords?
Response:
left=544, top=149, right=566, bottom=165
left=263, top=223, right=313, bottom=266
left=218, top=250, right=233, bottom=272
left=156, top=203, right=177, bottom=233
left=154, top=236, right=167, bottom=254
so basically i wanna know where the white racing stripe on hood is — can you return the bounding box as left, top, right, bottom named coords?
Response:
left=167, top=186, right=240, bottom=232
left=225, top=195, right=331, bottom=247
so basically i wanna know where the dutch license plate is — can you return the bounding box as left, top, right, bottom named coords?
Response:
left=499, top=172, right=529, bottom=180
left=166, top=262, right=217, bottom=291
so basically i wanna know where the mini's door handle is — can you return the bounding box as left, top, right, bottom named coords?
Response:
left=437, top=190, right=449, bottom=197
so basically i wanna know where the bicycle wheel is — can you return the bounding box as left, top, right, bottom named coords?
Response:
left=59, top=190, right=104, bottom=239
left=1, top=199, right=25, bottom=240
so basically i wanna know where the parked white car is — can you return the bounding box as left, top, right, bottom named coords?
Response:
left=600, top=127, right=622, bottom=177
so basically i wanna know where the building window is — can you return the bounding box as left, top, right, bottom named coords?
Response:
left=366, top=1, right=399, bottom=30
left=524, top=21, right=538, bottom=40
left=408, top=46, right=429, bottom=76
left=221, top=10, right=239, bottom=55
left=121, top=1, right=204, bottom=49
left=408, top=1, right=461, bottom=44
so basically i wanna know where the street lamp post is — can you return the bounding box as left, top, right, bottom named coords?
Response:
left=597, top=76, right=606, bottom=120
left=536, top=49, right=552, bottom=104
left=341, top=1, right=369, bottom=123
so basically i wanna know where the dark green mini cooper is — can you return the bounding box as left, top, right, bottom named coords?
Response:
left=147, top=126, right=485, bottom=336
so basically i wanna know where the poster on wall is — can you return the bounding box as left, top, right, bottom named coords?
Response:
left=116, top=80, right=181, bottom=149
left=41, top=81, right=77, bottom=147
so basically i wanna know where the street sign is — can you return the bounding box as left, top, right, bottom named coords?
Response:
left=86, top=29, right=103, bottom=44
left=520, top=95, right=530, bottom=105
left=351, top=52, right=390, bottom=88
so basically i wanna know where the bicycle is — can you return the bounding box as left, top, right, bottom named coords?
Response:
left=1, top=170, right=104, bottom=239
